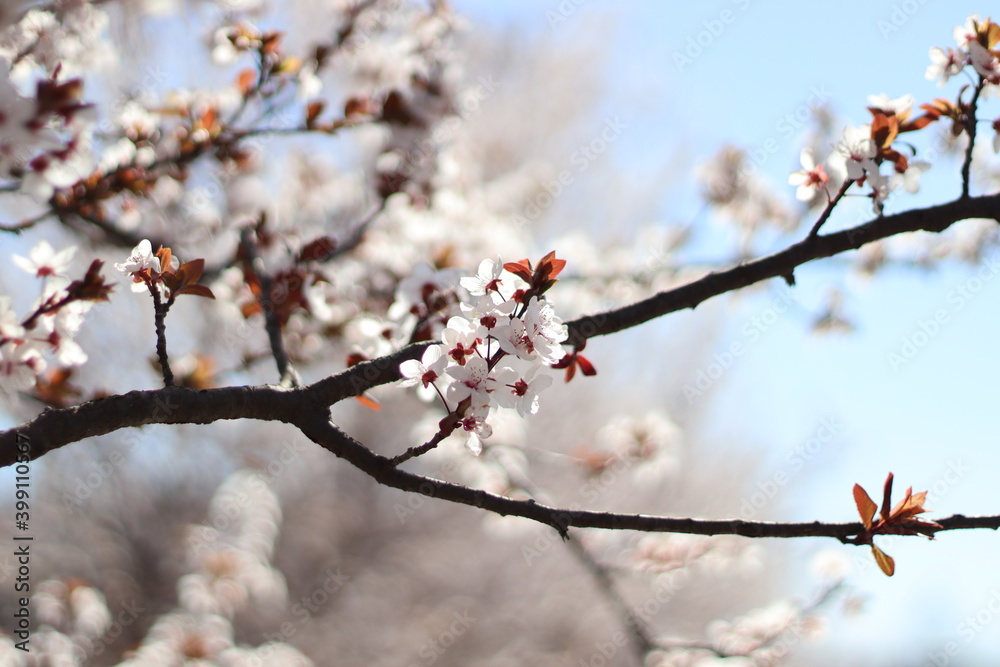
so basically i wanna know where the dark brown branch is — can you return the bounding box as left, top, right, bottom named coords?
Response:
left=317, top=193, right=1000, bottom=402
left=807, top=178, right=853, bottom=238
left=2, top=385, right=999, bottom=541
left=564, top=193, right=1000, bottom=347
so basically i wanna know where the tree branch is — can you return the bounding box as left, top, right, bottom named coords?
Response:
left=563, top=193, right=1000, bottom=347
left=3, top=385, right=997, bottom=543
left=314, top=193, right=1000, bottom=401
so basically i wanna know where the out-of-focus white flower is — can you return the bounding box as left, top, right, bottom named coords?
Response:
left=891, top=160, right=930, bottom=194
left=297, top=63, right=322, bottom=100
left=0, top=340, right=45, bottom=391
left=12, top=241, right=75, bottom=278
left=969, top=41, right=1000, bottom=85
left=926, top=47, right=966, bottom=85
left=810, top=548, right=851, bottom=581
left=866, top=93, right=914, bottom=117
left=0, top=297, right=23, bottom=340
left=788, top=148, right=831, bottom=202
left=954, top=14, right=982, bottom=50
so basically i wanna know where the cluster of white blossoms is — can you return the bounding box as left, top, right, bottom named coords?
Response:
left=790, top=14, right=1000, bottom=213
left=927, top=14, right=1000, bottom=90
left=118, top=470, right=313, bottom=666
left=788, top=92, right=932, bottom=213
left=398, top=257, right=567, bottom=455
left=1, top=241, right=95, bottom=392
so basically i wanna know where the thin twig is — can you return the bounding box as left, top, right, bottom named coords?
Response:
left=961, top=80, right=984, bottom=199
left=807, top=178, right=853, bottom=238
left=150, top=285, right=174, bottom=387
left=239, top=227, right=299, bottom=388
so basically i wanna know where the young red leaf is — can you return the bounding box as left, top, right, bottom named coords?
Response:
left=853, top=483, right=877, bottom=530
left=174, top=284, right=216, bottom=299
left=872, top=545, right=895, bottom=576
left=503, top=259, right=533, bottom=283
left=306, top=101, right=325, bottom=127
left=356, top=394, right=381, bottom=410
left=237, top=69, right=256, bottom=95
left=179, top=259, right=205, bottom=284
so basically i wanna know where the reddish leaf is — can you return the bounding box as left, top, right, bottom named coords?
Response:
left=872, top=546, right=895, bottom=576
left=174, top=284, right=216, bottom=299
left=355, top=394, right=381, bottom=410
left=66, top=259, right=114, bottom=302
left=306, top=101, right=325, bottom=127
left=503, top=259, right=533, bottom=283
left=854, top=483, right=877, bottom=529
left=237, top=69, right=256, bottom=95
left=155, top=246, right=172, bottom=275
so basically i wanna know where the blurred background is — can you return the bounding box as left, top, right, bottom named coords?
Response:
left=2, top=1, right=999, bottom=665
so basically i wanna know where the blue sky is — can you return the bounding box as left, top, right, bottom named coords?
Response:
left=454, top=1, right=1000, bottom=663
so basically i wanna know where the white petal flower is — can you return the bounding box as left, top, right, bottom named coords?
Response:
left=866, top=93, right=913, bottom=117
left=954, top=14, right=981, bottom=50
left=969, top=41, right=1000, bottom=83
left=399, top=344, right=447, bottom=401
left=0, top=297, right=24, bottom=340
left=114, top=239, right=161, bottom=292
left=446, top=355, right=492, bottom=406
left=787, top=149, right=831, bottom=202
left=441, top=316, right=480, bottom=365
left=0, top=341, right=45, bottom=391
left=12, top=241, right=76, bottom=278
left=891, top=160, right=930, bottom=194
left=832, top=125, right=876, bottom=181
left=459, top=257, right=504, bottom=299
left=460, top=295, right=515, bottom=339
left=926, top=47, right=966, bottom=86
left=493, top=365, right=553, bottom=417
left=458, top=404, right=492, bottom=455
